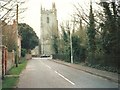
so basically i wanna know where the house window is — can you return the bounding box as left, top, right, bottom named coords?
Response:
left=47, top=17, right=49, bottom=23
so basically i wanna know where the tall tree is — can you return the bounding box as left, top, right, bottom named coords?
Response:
left=87, top=2, right=96, bottom=64
left=18, top=23, right=39, bottom=53
left=100, top=1, right=120, bottom=55
left=61, top=24, right=70, bottom=54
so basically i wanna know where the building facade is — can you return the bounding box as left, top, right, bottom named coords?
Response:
left=40, top=2, right=58, bottom=56
left=31, top=46, right=39, bottom=56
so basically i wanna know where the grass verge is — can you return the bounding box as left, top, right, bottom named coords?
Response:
left=8, top=59, right=27, bottom=75
left=2, top=77, right=19, bottom=89
left=2, top=58, right=27, bottom=89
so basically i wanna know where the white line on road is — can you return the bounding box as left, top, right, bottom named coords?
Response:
left=39, top=60, right=52, bottom=69
left=46, top=65, right=52, bottom=69
left=55, top=71, right=75, bottom=85
left=40, top=61, right=52, bottom=69
left=39, top=60, right=75, bottom=85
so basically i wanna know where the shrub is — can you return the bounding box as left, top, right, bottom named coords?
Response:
left=21, top=48, right=27, bottom=57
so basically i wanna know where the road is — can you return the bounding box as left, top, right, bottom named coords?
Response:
left=17, top=57, right=118, bottom=88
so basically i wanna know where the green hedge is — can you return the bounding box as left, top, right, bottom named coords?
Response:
left=53, top=54, right=70, bottom=62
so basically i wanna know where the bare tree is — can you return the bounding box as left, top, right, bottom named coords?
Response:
left=72, top=2, right=104, bottom=35
left=0, top=0, right=27, bottom=24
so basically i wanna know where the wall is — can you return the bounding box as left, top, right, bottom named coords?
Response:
left=2, top=46, right=15, bottom=78
left=7, top=51, right=15, bottom=71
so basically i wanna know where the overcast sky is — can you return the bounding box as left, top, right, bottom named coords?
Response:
left=21, top=0, right=99, bottom=38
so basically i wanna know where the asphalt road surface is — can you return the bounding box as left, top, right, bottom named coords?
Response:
left=17, top=57, right=118, bottom=88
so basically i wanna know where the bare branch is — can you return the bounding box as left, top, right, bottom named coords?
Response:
left=0, top=0, right=27, bottom=24
left=0, top=8, right=12, bottom=20
left=0, top=0, right=12, bottom=9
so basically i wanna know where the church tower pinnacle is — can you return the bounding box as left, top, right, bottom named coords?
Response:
left=52, top=2, right=57, bottom=16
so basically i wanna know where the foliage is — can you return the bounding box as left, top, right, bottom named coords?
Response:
left=86, top=3, right=96, bottom=64
left=18, top=23, right=39, bottom=53
left=55, top=24, right=70, bottom=62
left=21, top=48, right=27, bottom=57
left=2, top=77, right=19, bottom=89
left=59, top=25, right=70, bottom=55
left=56, top=22, right=86, bottom=63
left=53, top=54, right=70, bottom=62
left=52, top=35, right=58, bottom=54
left=100, top=1, right=120, bottom=55
left=72, top=35, right=86, bottom=62
left=100, top=2, right=113, bottom=53
left=8, top=58, right=27, bottom=75
left=91, top=1, right=120, bottom=69
left=54, top=1, right=119, bottom=71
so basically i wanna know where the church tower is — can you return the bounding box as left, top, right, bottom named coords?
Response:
left=40, top=2, right=58, bottom=56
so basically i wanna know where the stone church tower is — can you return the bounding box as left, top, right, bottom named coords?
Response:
left=40, top=2, right=58, bottom=56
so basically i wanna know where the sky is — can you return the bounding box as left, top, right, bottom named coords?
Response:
left=21, top=0, right=99, bottom=38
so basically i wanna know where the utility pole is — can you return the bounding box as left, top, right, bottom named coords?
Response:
left=15, top=4, right=19, bottom=67
left=0, top=21, right=2, bottom=47
left=0, top=21, right=3, bottom=81
left=70, top=16, right=75, bottom=64
left=70, top=31, right=73, bottom=64
left=70, top=22, right=73, bottom=64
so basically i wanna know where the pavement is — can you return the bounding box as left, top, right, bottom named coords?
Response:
left=51, top=59, right=119, bottom=84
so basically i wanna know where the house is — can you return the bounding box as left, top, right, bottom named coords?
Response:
left=31, top=46, right=39, bottom=57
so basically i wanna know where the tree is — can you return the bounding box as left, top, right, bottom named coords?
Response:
left=55, top=23, right=71, bottom=62
left=72, top=35, right=86, bottom=62
left=61, top=22, right=70, bottom=54
left=0, top=0, right=27, bottom=22
left=52, top=35, right=58, bottom=54
left=87, top=2, right=96, bottom=64
left=99, top=1, right=120, bottom=55
left=1, top=21, right=17, bottom=52
left=51, top=24, right=59, bottom=54
left=18, top=23, right=39, bottom=53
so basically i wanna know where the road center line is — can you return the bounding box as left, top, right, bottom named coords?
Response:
left=55, top=71, right=75, bottom=85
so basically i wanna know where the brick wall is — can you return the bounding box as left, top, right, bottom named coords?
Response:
left=7, top=51, right=15, bottom=71
left=2, top=46, right=15, bottom=78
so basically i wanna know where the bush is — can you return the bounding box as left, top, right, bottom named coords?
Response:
left=74, top=46, right=86, bottom=63
left=53, top=54, right=70, bottom=62
left=21, top=48, right=27, bottom=57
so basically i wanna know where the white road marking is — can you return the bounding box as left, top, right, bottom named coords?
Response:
left=55, top=71, right=75, bottom=85
left=46, top=65, right=52, bottom=69
left=39, top=60, right=75, bottom=85
left=39, top=60, right=52, bottom=69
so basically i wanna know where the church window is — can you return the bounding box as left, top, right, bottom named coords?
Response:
left=47, top=17, right=49, bottom=23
